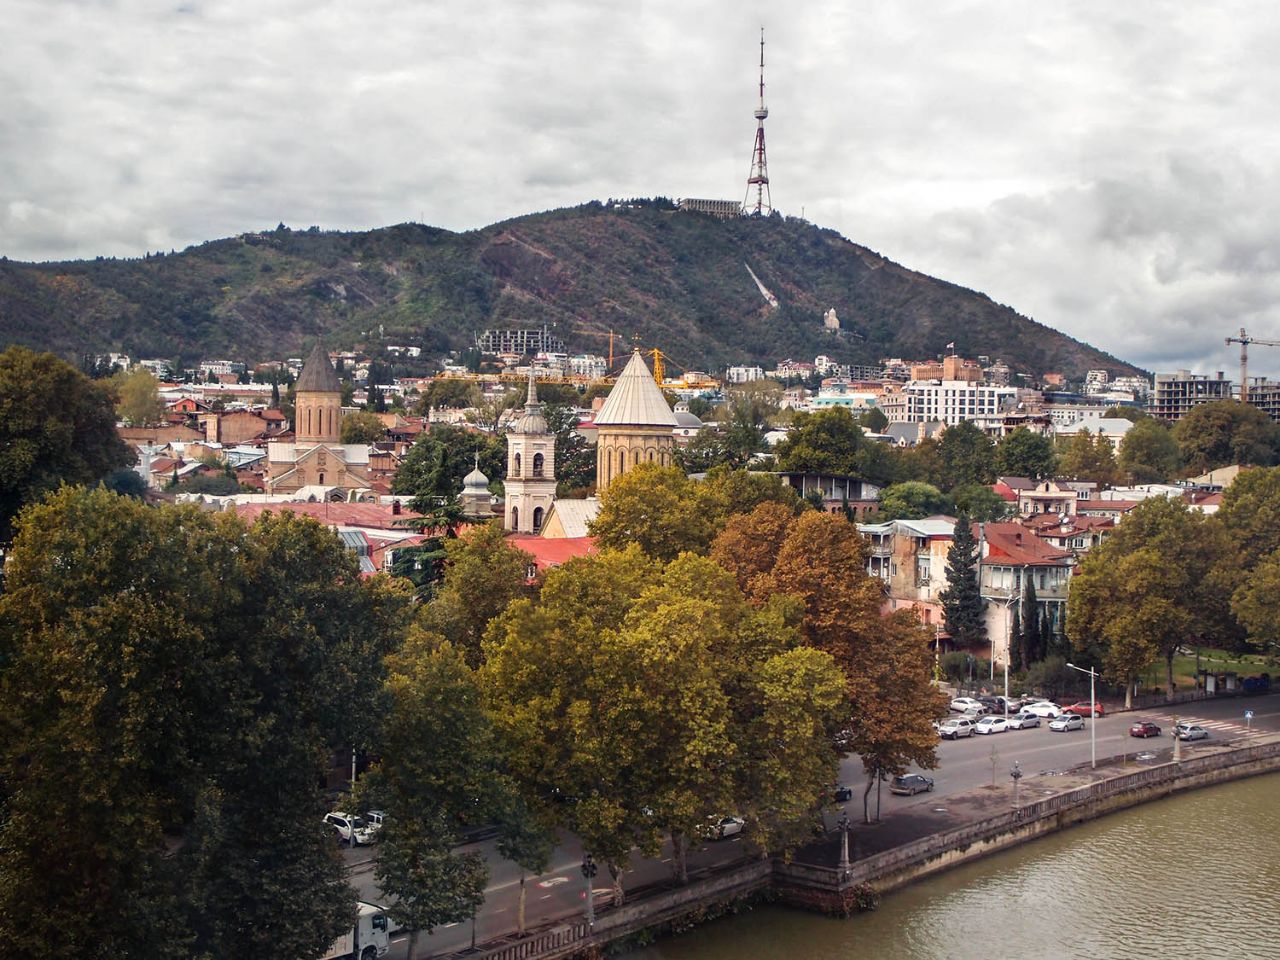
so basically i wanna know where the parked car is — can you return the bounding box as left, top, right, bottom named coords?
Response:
left=974, top=716, right=1011, bottom=735
left=938, top=717, right=976, bottom=739
left=833, top=784, right=853, bottom=802
left=365, top=810, right=386, bottom=838
left=975, top=696, right=1003, bottom=714
left=324, top=812, right=375, bottom=845
left=1049, top=714, right=1086, bottom=732
left=1007, top=711, right=1041, bottom=730
left=889, top=774, right=935, bottom=795
left=1063, top=701, right=1106, bottom=717
left=1129, top=721, right=1162, bottom=738
left=1176, top=723, right=1210, bottom=741
left=950, top=697, right=984, bottom=714
left=994, top=695, right=1023, bottom=714
left=702, top=816, right=745, bottom=840
left=1023, top=700, right=1063, bottom=718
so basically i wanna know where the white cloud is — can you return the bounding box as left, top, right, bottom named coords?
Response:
left=4, top=0, right=1280, bottom=374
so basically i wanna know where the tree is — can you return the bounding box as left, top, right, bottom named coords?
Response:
left=994, top=428, right=1056, bottom=479
left=877, top=481, right=949, bottom=520
left=1230, top=547, right=1280, bottom=655
left=419, top=522, right=534, bottom=666
left=1009, top=605, right=1026, bottom=672
left=1103, top=405, right=1148, bottom=422
left=1021, top=578, right=1043, bottom=665
left=393, top=424, right=505, bottom=509
left=1172, top=400, right=1280, bottom=473
left=1056, top=429, right=1121, bottom=485
left=0, top=346, right=133, bottom=540
left=937, top=421, right=995, bottom=490
left=1118, top=417, right=1182, bottom=483
left=938, top=516, right=986, bottom=649
left=341, top=409, right=387, bottom=444
left=710, top=501, right=797, bottom=601
left=417, top=379, right=480, bottom=413
left=675, top=427, right=734, bottom=473
left=466, top=387, right=522, bottom=435
left=1215, top=465, right=1280, bottom=570
left=774, top=407, right=894, bottom=485
left=112, top=367, right=165, bottom=426
left=1067, top=496, right=1227, bottom=700
left=950, top=483, right=1009, bottom=521
left=544, top=403, right=595, bottom=495
left=859, top=407, right=889, bottom=433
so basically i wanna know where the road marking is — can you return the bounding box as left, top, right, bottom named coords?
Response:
left=540, top=894, right=552, bottom=900
left=536, top=877, right=570, bottom=888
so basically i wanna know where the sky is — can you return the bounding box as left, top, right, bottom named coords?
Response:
left=5, top=1, right=1280, bottom=376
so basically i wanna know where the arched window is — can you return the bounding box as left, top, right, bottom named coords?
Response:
left=511, top=506, right=519, bottom=529
left=533, top=506, right=544, bottom=530
left=619, top=450, right=626, bottom=475
left=634, top=450, right=640, bottom=465
left=514, top=453, right=522, bottom=476
left=533, top=453, right=544, bottom=477
left=648, top=450, right=654, bottom=462
left=318, top=472, right=325, bottom=485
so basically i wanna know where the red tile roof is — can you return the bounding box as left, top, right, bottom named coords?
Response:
left=233, top=501, right=425, bottom=531
left=978, top=522, right=1074, bottom=567
left=506, top=535, right=597, bottom=571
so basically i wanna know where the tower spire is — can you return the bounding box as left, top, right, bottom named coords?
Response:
left=744, top=27, right=772, bottom=216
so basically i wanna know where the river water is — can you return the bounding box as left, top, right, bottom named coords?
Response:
left=626, top=773, right=1280, bottom=960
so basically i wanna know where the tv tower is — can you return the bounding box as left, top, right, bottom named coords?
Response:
left=744, top=27, right=772, bottom=216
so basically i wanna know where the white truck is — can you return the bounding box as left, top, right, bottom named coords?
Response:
left=320, top=901, right=391, bottom=960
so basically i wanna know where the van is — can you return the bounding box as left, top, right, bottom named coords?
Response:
left=938, top=717, right=975, bottom=739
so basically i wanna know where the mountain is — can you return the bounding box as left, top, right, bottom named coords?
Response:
left=0, top=199, right=1142, bottom=380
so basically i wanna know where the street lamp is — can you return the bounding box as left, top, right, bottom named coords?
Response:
left=1010, top=760, right=1023, bottom=808
left=836, top=812, right=851, bottom=876
left=580, top=853, right=597, bottom=929
left=1066, top=662, right=1098, bottom=770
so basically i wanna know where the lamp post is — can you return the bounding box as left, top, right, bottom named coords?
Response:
left=837, top=812, right=851, bottom=876
left=1010, top=760, right=1023, bottom=808
left=1066, top=662, right=1098, bottom=769
left=580, top=853, right=597, bottom=929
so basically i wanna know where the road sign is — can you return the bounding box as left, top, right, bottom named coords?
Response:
left=1245, top=710, right=1255, bottom=720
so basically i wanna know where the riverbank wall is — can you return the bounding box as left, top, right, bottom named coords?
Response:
left=773, top=736, right=1280, bottom=915
left=448, top=735, right=1280, bottom=960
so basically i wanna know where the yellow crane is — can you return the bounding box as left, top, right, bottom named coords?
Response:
left=1225, top=327, right=1280, bottom=402
left=650, top=348, right=665, bottom=386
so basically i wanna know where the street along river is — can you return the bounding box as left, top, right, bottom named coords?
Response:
left=625, top=772, right=1280, bottom=960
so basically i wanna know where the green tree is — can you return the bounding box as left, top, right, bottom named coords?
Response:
left=938, top=516, right=986, bottom=648
left=112, top=366, right=165, bottom=426
left=937, top=421, right=995, bottom=490
left=1103, top=405, right=1148, bottom=422
left=774, top=407, right=894, bottom=484
left=393, top=424, right=505, bottom=509
left=1021, top=578, right=1043, bottom=665
left=859, top=407, right=889, bottom=432
left=675, top=427, right=734, bottom=473
left=341, top=408, right=388, bottom=443
left=544, top=403, right=595, bottom=495
left=1009, top=605, right=1026, bottom=672
left=1118, top=417, right=1182, bottom=483
left=419, top=522, right=534, bottom=666
left=0, top=346, right=133, bottom=540
left=1056, top=429, right=1121, bottom=485
left=877, top=481, right=950, bottom=520
left=993, top=427, right=1057, bottom=479
left=1172, top=400, right=1280, bottom=473
left=1230, top=547, right=1280, bottom=655
left=950, top=483, right=1010, bottom=521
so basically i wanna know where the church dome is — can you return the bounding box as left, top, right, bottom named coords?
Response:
left=674, top=409, right=704, bottom=429
left=462, top=462, right=490, bottom=493
left=295, top=341, right=342, bottom=394
left=595, top=351, right=678, bottom=427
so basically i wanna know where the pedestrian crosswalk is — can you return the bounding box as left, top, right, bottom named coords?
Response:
left=1138, top=712, right=1252, bottom=737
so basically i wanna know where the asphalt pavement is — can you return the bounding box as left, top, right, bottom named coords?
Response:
left=348, top=692, right=1280, bottom=959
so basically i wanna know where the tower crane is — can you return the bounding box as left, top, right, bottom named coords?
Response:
left=1225, top=327, right=1280, bottom=402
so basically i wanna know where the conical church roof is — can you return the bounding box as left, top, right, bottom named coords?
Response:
left=295, top=341, right=342, bottom=394
left=595, top=350, right=678, bottom=427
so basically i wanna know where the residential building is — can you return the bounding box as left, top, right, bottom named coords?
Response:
left=978, top=522, right=1075, bottom=665
left=882, top=379, right=1017, bottom=426
left=726, top=365, right=765, bottom=384
left=776, top=472, right=882, bottom=520
left=1016, top=480, right=1080, bottom=517
left=1054, top=417, right=1134, bottom=450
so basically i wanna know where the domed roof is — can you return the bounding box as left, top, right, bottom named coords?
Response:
left=510, top=370, right=548, bottom=435
left=674, top=410, right=704, bottom=428
left=595, top=351, right=678, bottom=427
left=295, top=341, right=341, bottom=394
left=462, top=455, right=490, bottom=492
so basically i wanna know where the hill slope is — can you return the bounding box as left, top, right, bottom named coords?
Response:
left=0, top=200, right=1140, bottom=380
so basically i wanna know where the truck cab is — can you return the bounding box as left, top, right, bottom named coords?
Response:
left=320, top=901, right=390, bottom=960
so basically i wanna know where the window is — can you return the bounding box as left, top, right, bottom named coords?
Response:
left=533, top=506, right=544, bottom=530
left=514, top=453, right=522, bottom=475
left=318, top=473, right=325, bottom=484
left=511, top=506, right=519, bottom=529
left=532, top=452, right=544, bottom=477
left=619, top=450, right=626, bottom=474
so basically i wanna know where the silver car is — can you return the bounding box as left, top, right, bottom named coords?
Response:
left=1048, top=713, right=1085, bottom=732
left=1175, top=723, right=1209, bottom=741
left=1007, top=711, right=1041, bottom=729
left=939, top=717, right=976, bottom=739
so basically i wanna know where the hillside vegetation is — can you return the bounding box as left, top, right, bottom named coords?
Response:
left=0, top=200, right=1140, bottom=379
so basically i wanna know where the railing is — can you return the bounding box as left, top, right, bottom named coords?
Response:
left=464, top=921, right=587, bottom=960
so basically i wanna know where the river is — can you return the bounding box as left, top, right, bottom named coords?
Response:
left=625, top=773, right=1280, bottom=960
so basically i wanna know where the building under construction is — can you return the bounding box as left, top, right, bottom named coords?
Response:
left=475, top=326, right=565, bottom=357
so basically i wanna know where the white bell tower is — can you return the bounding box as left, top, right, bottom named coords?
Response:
left=504, top=371, right=557, bottom=533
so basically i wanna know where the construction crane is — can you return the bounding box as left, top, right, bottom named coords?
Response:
left=1226, top=327, right=1280, bottom=402
left=574, top=329, right=620, bottom=371
left=650, top=348, right=664, bottom=386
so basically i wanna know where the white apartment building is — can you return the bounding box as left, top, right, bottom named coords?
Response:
left=882, top=379, right=1017, bottom=426
left=567, top=354, right=607, bottom=378
left=726, top=365, right=765, bottom=384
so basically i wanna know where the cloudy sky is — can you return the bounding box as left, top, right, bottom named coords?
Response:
left=5, top=1, right=1280, bottom=375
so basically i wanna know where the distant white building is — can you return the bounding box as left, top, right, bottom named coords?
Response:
left=726, top=365, right=765, bottom=384
left=1054, top=417, right=1135, bottom=450
left=138, top=358, right=174, bottom=379
left=823, top=308, right=840, bottom=331
left=568, top=354, right=608, bottom=378
left=881, top=379, right=1018, bottom=426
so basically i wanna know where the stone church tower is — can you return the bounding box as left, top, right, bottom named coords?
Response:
left=504, top=372, right=557, bottom=533
left=294, top=341, right=342, bottom=444
left=594, top=350, right=677, bottom=492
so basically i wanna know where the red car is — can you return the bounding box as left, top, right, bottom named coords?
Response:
left=1129, top=721, right=1161, bottom=738
left=1063, top=701, right=1106, bottom=717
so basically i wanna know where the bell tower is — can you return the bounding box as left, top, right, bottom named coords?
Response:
left=504, top=371, right=557, bottom=533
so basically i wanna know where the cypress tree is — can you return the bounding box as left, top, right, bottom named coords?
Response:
left=1022, top=578, right=1042, bottom=664
left=1010, top=605, right=1025, bottom=672
left=940, top=514, right=987, bottom=648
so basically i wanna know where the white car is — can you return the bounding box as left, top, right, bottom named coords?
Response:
left=1023, top=700, right=1063, bottom=718
left=1007, top=711, right=1041, bottom=730
left=974, top=716, right=1010, bottom=735
left=702, top=816, right=745, bottom=840
left=1048, top=714, right=1085, bottom=732
left=324, top=812, right=375, bottom=845
left=1176, top=723, right=1209, bottom=741
left=950, top=697, right=984, bottom=714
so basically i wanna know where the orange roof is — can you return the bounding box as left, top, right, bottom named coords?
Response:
left=978, top=522, right=1073, bottom=567
left=506, top=535, right=597, bottom=572
left=233, top=501, right=425, bottom=531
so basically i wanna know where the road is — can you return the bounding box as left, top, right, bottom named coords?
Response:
left=348, top=693, right=1280, bottom=958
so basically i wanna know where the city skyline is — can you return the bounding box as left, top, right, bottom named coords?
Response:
left=5, top=2, right=1280, bottom=376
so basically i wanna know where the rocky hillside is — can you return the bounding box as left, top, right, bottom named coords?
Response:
left=0, top=200, right=1141, bottom=380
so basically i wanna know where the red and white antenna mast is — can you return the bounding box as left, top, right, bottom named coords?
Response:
left=744, top=27, right=772, bottom=216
